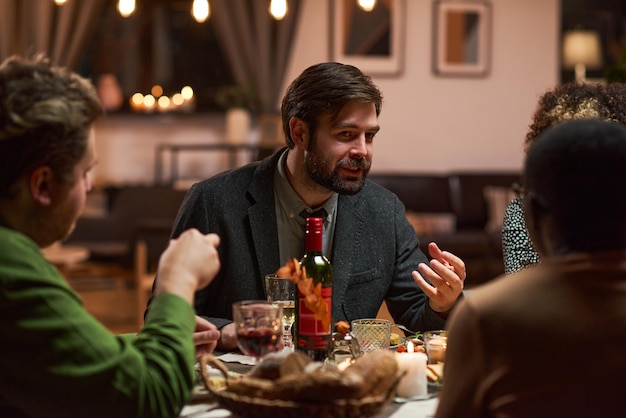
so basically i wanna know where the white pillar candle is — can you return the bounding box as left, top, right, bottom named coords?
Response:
left=395, top=341, right=428, bottom=398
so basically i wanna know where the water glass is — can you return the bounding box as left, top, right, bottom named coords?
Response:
left=264, top=274, right=296, bottom=351
left=424, top=330, right=448, bottom=364
left=350, top=318, right=393, bottom=355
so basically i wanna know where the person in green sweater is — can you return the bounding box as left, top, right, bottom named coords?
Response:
left=0, top=55, right=221, bottom=417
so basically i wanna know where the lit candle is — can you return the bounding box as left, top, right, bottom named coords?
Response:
left=129, top=92, right=144, bottom=112
left=395, top=341, right=428, bottom=398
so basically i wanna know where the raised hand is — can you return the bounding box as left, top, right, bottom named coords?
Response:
left=412, top=242, right=466, bottom=315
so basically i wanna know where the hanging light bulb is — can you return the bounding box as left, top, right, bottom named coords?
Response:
left=118, top=0, right=135, bottom=17
left=358, top=0, right=376, bottom=12
left=269, top=0, right=287, bottom=20
left=54, top=0, right=67, bottom=5
left=192, top=0, right=210, bottom=23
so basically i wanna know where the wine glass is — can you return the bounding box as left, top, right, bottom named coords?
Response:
left=232, top=300, right=283, bottom=362
left=264, top=274, right=296, bottom=351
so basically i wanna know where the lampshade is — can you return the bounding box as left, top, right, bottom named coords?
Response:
left=562, top=30, right=602, bottom=70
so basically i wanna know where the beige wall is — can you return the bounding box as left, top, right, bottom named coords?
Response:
left=284, top=0, right=560, bottom=173
left=94, top=0, right=560, bottom=185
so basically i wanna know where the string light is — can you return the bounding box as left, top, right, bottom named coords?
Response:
left=118, top=0, right=135, bottom=17
left=129, top=87, right=195, bottom=113
left=54, top=0, right=67, bottom=5
left=358, top=0, right=376, bottom=12
left=192, top=0, right=210, bottom=23
left=269, top=0, right=287, bottom=20
left=181, top=86, right=194, bottom=100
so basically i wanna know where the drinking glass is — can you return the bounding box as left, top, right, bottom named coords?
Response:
left=424, top=330, right=448, bottom=364
left=350, top=318, right=393, bottom=355
left=232, top=300, right=283, bottom=361
left=264, top=274, right=296, bottom=351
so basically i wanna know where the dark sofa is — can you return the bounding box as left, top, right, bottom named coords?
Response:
left=368, top=172, right=521, bottom=288
left=69, top=172, right=520, bottom=288
left=66, top=185, right=187, bottom=269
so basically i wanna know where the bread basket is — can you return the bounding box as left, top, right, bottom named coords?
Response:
left=199, top=354, right=401, bottom=418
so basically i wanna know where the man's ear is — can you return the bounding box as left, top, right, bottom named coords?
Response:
left=29, top=166, right=54, bottom=206
left=289, top=117, right=309, bottom=149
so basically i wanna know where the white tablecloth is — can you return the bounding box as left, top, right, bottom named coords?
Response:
left=179, top=390, right=439, bottom=418
left=181, top=353, right=439, bottom=418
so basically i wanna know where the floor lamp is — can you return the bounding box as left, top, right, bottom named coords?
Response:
left=562, top=30, right=602, bottom=83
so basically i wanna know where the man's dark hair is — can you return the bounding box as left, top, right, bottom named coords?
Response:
left=280, top=62, right=383, bottom=148
left=524, top=118, right=626, bottom=252
left=0, top=55, right=103, bottom=198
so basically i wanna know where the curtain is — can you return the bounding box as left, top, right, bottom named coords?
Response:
left=211, top=0, right=302, bottom=114
left=0, top=0, right=107, bottom=69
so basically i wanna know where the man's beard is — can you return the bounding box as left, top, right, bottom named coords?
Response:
left=304, top=145, right=371, bottom=195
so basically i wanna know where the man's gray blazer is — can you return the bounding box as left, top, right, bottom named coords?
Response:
left=168, top=149, right=446, bottom=332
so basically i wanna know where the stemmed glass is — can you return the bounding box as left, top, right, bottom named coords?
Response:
left=232, top=300, right=283, bottom=362
left=264, top=274, right=296, bottom=351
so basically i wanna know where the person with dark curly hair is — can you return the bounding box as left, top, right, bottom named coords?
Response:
left=503, top=82, right=626, bottom=274
left=437, top=118, right=626, bottom=417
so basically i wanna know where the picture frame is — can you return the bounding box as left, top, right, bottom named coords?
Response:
left=432, top=0, right=492, bottom=77
left=330, top=0, right=405, bottom=76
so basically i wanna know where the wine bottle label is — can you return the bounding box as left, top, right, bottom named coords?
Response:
left=296, top=287, right=332, bottom=350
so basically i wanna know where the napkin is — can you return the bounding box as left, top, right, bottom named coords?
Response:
left=391, top=397, right=439, bottom=418
left=178, top=402, right=232, bottom=417
left=215, top=353, right=256, bottom=366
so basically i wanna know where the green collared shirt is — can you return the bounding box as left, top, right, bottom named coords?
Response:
left=0, top=223, right=196, bottom=418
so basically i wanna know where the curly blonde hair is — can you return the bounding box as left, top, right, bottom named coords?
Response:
left=525, top=82, right=626, bottom=151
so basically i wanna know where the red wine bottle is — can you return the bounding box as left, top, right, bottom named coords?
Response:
left=294, top=217, right=333, bottom=361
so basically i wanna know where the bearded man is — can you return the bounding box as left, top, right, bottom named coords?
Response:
left=149, top=62, right=466, bottom=350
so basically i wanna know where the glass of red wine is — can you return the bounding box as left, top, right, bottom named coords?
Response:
left=232, top=300, right=283, bottom=362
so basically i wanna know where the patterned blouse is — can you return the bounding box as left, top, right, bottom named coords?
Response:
left=502, top=196, right=541, bottom=274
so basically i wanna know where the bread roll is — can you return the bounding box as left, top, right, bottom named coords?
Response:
left=426, top=363, right=444, bottom=382
left=207, top=350, right=399, bottom=402
left=344, top=349, right=399, bottom=397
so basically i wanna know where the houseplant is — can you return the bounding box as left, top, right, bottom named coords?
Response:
left=215, top=82, right=260, bottom=144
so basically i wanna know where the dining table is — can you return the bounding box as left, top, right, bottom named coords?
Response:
left=179, top=352, right=440, bottom=418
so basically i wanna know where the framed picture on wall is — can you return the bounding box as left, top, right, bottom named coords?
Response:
left=432, top=0, right=492, bottom=77
left=330, top=0, right=406, bottom=76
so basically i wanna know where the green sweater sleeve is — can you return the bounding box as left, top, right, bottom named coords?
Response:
left=0, top=226, right=196, bottom=418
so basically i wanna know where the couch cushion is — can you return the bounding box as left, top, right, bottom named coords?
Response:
left=483, top=185, right=517, bottom=233
left=406, top=211, right=456, bottom=236
left=419, top=230, right=492, bottom=258
left=67, top=186, right=188, bottom=266
left=448, top=172, right=521, bottom=230
left=368, top=173, right=452, bottom=213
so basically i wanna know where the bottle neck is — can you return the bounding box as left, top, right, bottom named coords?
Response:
left=304, top=217, right=323, bottom=252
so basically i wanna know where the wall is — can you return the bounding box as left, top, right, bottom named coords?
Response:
left=284, top=0, right=560, bottom=173
left=93, top=114, right=253, bottom=186
left=93, top=0, right=560, bottom=185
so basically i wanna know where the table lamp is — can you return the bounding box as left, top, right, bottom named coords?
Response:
left=562, top=30, right=603, bottom=83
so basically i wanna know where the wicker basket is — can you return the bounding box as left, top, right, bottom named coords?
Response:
left=199, top=354, right=399, bottom=418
